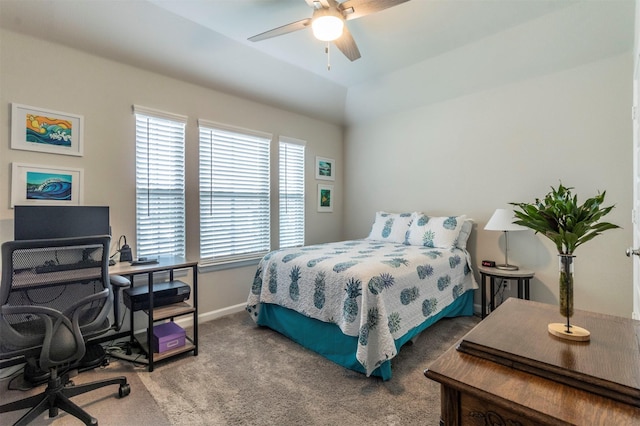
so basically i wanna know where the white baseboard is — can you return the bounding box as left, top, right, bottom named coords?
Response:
left=173, top=303, right=246, bottom=329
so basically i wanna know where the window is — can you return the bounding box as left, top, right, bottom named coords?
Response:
left=199, top=120, right=271, bottom=265
left=279, top=138, right=305, bottom=248
left=134, top=105, right=186, bottom=258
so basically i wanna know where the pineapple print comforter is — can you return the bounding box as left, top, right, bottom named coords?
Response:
left=246, top=239, right=478, bottom=376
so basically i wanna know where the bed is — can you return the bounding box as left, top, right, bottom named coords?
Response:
left=246, top=212, right=478, bottom=380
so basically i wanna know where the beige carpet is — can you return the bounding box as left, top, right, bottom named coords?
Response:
left=0, top=361, right=170, bottom=425
left=1, top=311, right=479, bottom=425
left=137, top=311, right=480, bottom=425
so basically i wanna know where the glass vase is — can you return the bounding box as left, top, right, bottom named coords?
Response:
left=558, top=254, right=575, bottom=330
left=549, top=254, right=589, bottom=341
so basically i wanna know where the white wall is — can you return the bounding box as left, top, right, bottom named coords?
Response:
left=344, top=0, right=634, bottom=125
left=344, top=52, right=634, bottom=318
left=1, top=12, right=634, bottom=320
left=0, top=29, right=344, bottom=317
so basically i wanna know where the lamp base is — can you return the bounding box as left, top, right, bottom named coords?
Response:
left=495, top=264, right=519, bottom=271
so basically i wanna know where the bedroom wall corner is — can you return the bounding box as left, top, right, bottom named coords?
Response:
left=343, top=52, right=633, bottom=319
left=0, top=28, right=345, bottom=319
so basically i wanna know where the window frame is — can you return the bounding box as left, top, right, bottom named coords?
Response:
left=133, top=105, right=187, bottom=259
left=198, top=119, right=272, bottom=268
left=279, top=136, right=306, bottom=249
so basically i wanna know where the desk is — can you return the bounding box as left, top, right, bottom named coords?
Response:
left=424, top=299, right=640, bottom=425
left=109, top=256, right=198, bottom=372
left=478, top=266, right=534, bottom=319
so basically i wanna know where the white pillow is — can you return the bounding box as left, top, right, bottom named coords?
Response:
left=455, top=219, right=474, bottom=250
left=406, top=213, right=467, bottom=248
left=366, top=211, right=414, bottom=244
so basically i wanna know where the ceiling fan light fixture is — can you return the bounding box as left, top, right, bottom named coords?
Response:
left=311, top=10, right=344, bottom=41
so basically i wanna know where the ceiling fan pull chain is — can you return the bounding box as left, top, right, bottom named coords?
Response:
left=326, top=42, right=331, bottom=71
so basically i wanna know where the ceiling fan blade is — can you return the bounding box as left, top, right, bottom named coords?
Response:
left=334, top=26, right=361, bottom=61
left=248, top=18, right=312, bottom=42
left=339, top=0, right=410, bottom=21
left=305, top=0, right=330, bottom=7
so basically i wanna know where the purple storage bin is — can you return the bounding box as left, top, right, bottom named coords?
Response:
left=152, top=321, right=185, bottom=353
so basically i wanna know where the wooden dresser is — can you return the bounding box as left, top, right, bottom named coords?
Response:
left=424, top=298, right=640, bottom=425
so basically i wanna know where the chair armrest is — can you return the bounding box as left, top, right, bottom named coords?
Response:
left=109, top=275, right=131, bottom=332
left=110, top=274, right=131, bottom=289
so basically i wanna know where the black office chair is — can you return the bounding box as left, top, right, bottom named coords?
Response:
left=0, top=236, right=131, bottom=426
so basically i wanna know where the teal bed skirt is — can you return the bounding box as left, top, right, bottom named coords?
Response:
left=256, top=289, right=475, bottom=380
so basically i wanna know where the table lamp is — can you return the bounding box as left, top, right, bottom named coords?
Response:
left=484, top=208, right=527, bottom=270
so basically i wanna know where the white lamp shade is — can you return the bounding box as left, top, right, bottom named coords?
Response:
left=484, top=208, right=528, bottom=232
left=312, top=12, right=344, bottom=41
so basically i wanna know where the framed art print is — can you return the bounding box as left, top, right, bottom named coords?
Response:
left=11, top=103, right=84, bottom=156
left=317, top=184, right=333, bottom=212
left=315, top=156, right=335, bottom=181
left=11, top=163, right=84, bottom=207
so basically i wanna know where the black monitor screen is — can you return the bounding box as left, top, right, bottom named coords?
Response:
left=14, top=205, right=110, bottom=240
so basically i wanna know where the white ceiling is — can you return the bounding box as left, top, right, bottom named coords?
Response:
left=148, top=0, right=575, bottom=87
left=0, top=0, right=635, bottom=125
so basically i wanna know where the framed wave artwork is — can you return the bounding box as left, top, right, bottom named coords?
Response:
left=11, top=103, right=84, bottom=156
left=315, top=156, right=335, bottom=181
left=11, top=163, right=84, bottom=208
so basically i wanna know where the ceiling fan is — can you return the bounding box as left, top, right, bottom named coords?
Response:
left=248, top=0, right=410, bottom=62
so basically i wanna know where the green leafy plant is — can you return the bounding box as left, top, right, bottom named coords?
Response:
left=510, top=183, right=620, bottom=255
left=512, top=184, right=620, bottom=322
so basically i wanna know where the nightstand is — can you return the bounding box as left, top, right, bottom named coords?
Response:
left=478, top=265, right=534, bottom=319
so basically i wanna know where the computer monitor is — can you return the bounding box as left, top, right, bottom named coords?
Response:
left=14, top=205, right=110, bottom=240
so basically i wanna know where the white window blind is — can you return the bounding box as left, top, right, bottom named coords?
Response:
left=199, top=120, right=271, bottom=265
left=134, top=105, right=186, bottom=258
left=279, top=138, right=305, bottom=248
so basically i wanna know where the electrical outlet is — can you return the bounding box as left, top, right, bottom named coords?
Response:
left=502, top=279, right=511, bottom=292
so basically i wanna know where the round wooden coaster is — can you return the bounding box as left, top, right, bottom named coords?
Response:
left=548, top=323, right=591, bottom=341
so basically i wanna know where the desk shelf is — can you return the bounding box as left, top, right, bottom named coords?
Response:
left=133, top=332, right=196, bottom=363
left=110, top=257, right=198, bottom=372
left=145, top=302, right=195, bottom=321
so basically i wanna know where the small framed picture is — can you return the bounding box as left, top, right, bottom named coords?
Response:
left=11, top=163, right=84, bottom=207
left=317, top=184, right=333, bottom=213
left=315, top=156, right=335, bottom=181
left=11, top=103, right=84, bottom=156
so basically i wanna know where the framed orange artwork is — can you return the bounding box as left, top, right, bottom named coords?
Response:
left=11, top=103, right=84, bottom=156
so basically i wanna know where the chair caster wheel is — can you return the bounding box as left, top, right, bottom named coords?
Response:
left=118, top=383, right=131, bottom=398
